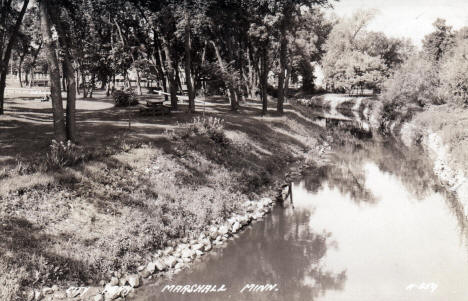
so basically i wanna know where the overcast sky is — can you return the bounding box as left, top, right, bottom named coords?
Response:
left=326, top=0, right=468, bottom=47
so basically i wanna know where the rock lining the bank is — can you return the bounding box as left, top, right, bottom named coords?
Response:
left=28, top=197, right=275, bottom=301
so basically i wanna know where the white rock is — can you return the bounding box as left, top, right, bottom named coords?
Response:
left=177, top=243, right=189, bottom=251
left=209, top=226, right=218, bottom=239
left=120, top=286, right=134, bottom=297
left=104, top=286, right=121, bottom=300
left=204, top=244, right=212, bottom=252
left=163, top=246, right=174, bottom=255
left=218, top=225, right=229, bottom=235
left=34, top=290, right=42, bottom=301
left=181, top=249, right=194, bottom=259
left=232, top=222, right=241, bottom=233
left=164, top=256, right=177, bottom=268
left=127, top=275, right=140, bottom=288
left=146, top=262, right=157, bottom=274
left=195, top=250, right=204, bottom=256
left=192, top=243, right=204, bottom=251
left=137, top=265, right=146, bottom=272
left=175, top=262, right=185, bottom=270
left=94, top=294, right=104, bottom=301
left=66, top=287, right=85, bottom=298
left=154, top=259, right=167, bottom=271
left=42, top=288, right=53, bottom=295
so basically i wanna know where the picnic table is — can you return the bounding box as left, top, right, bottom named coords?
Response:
left=139, top=99, right=171, bottom=116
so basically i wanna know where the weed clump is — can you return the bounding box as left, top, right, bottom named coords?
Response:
left=46, top=140, right=85, bottom=169
left=169, top=116, right=229, bottom=146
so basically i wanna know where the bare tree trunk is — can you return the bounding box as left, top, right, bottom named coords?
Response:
left=184, top=6, right=195, bottom=112
left=210, top=40, right=237, bottom=110
left=135, top=68, right=142, bottom=96
left=277, top=25, right=288, bottom=114
left=155, top=47, right=169, bottom=101
left=18, top=56, right=24, bottom=87
left=0, top=0, right=30, bottom=115
left=161, top=34, right=178, bottom=110
left=39, top=0, right=66, bottom=141
left=261, top=48, right=268, bottom=115
left=76, top=69, right=80, bottom=95
left=50, top=3, right=77, bottom=142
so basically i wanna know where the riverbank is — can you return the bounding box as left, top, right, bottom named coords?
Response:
left=296, top=93, right=468, bottom=218
left=0, top=97, right=329, bottom=301
left=399, top=104, right=468, bottom=216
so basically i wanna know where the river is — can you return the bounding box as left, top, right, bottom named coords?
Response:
left=132, top=115, right=468, bottom=301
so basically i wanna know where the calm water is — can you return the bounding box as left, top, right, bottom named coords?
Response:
left=133, top=123, right=468, bottom=301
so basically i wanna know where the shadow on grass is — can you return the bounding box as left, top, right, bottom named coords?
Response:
left=0, top=217, right=101, bottom=288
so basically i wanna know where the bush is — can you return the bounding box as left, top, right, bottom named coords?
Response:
left=170, top=116, right=229, bottom=146
left=112, top=89, right=139, bottom=107
left=46, top=140, right=85, bottom=169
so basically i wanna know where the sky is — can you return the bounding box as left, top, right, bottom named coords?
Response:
left=325, top=0, right=468, bottom=48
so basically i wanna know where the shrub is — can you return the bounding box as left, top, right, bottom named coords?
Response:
left=112, top=89, right=139, bottom=107
left=170, top=116, right=230, bottom=146
left=46, top=140, right=85, bottom=169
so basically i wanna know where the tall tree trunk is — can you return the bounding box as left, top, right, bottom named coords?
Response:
left=210, top=40, right=237, bottom=110
left=18, top=56, right=24, bottom=87
left=50, top=3, right=77, bottom=142
left=0, top=0, right=30, bottom=115
left=161, top=34, right=178, bottom=110
left=284, top=58, right=292, bottom=103
left=277, top=24, right=288, bottom=114
left=76, top=70, right=80, bottom=95
left=135, top=68, right=142, bottom=96
left=260, top=50, right=268, bottom=115
left=155, top=47, right=169, bottom=101
left=39, top=0, right=66, bottom=141
left=184, top=7, right=195, bottom=112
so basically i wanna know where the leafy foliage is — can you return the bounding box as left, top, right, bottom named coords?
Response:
left=439, top=40, right=468, bottom=105
left=112, top=89, right=139, bottom=107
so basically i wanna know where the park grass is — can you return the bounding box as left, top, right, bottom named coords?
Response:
left=0, top=91, right=326, bottom=299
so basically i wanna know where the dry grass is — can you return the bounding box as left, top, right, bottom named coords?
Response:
left=0, top=91, right=325, bottom=299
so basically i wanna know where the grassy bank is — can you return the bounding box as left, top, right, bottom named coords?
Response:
left=410, top=104, right=468, bottom=173
left=0, top=96, right=327, bottom=300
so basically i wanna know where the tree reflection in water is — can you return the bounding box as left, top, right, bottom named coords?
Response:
left=135, top=207, right=347, bottom=301
left=300, top=124, right=467, bottom=242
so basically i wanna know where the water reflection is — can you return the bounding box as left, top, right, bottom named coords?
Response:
left=134, top=117, right=468, bottom=301
left=292, top=162, right=468, bottom=301
left=134, top=206, right=347, bottom=301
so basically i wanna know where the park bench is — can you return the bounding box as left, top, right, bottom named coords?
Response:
left=139, top=99, right=171, bottom=116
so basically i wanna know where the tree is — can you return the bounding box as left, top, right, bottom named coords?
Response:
left=289, top=8, right=333, bottom=93
left=0, top=0, right=30, bottom=115
left=422, top=18, right=455, bottom=63
left=322, top=9, right=411, bottom=94
left=39, top=0, right=67, bottom=141
left=439, top=40, right=468, bottom=105
left=381, top=55, right=441, bottom=108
